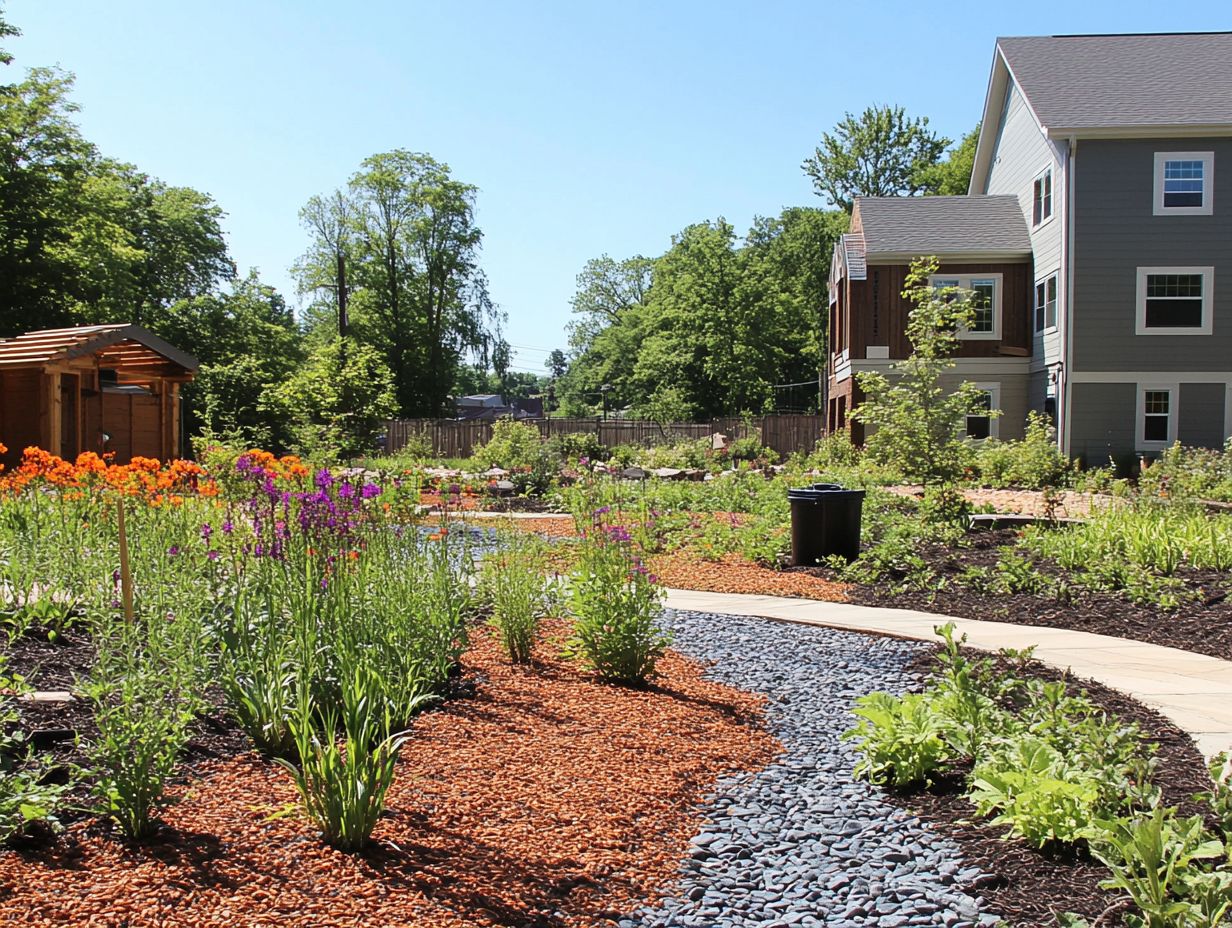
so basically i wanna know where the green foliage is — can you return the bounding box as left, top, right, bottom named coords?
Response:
left=483, top=543, right=549, bottom=664
left=1139, top=440, right=1232, bottom=503
left=917, top=124, right=980, bottom=197
left=565, top=526, right=669, bottom=684
left=971, top=412, right=1077, bottom=489
left=0, top=661, right=69, bottom=843
left=845, top=691, right=951, bottom=788
left=473, top=418, right=559, bottom=494
left=550, top=431, right=606, bottom=463
left=1091, top=806, right=1228, bottom=928
left=802, top=104, right=950, bottom=210
left=86, top=637, right=196, bottom=839
left=853, top=258, right=993, bottom=486
left=275, top=664, right=419, bottom=852
left=266, top=337, right=399, bottom=459
left=561, top=209, right=846, bottom=419
left=295, top=150, right=501, bottom=417
left=969, top=737, right=1104, bottom=848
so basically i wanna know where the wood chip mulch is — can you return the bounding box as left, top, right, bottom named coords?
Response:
left=650, top=551, right=851, bottom=602
left=0, top=621, right=779, bottom=928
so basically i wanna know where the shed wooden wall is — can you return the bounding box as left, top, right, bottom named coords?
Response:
left=0, top=370, right=43, bottom=470
left=102, top=392, right=164, bottom=463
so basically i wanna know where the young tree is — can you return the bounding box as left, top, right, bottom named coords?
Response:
left=546, top=348, right=568, bottom=380
left=802, top=105, right=949, bottom=211
left=852, top=257, right=995, bottom=486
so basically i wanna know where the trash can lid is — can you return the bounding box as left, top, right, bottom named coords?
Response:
left=787, top=483, right=865, bottom=501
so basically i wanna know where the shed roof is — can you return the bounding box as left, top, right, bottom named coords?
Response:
left=852, top=195, right=1032, bottom=259
left=0, top=324, right=199, bottom=373
left=997, top=32, right=1232, bottom=133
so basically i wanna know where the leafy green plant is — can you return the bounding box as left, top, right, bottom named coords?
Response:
left=87, top=660, right=195, bottom=839
left=845, top=691, right=951, bottom=789
left=1091, top=805, right=1227, bottom=928
left=969, top=737, right=1103, bottom=848
left=219, top=596, right=298, bottom=758
left=565, top=525, right=669, bottom=684
left=275, top=664, right=421, bottom=852
left=484, top=546, right=548, bottom=664
left=971, top=411, right=1077, bottom=489
left=0, top=661, right=69, bottom=843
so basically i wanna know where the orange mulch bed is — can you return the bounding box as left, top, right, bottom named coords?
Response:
left=650, top=551, right=851, bottom=602
left=0, top=622, right=778, bottom=928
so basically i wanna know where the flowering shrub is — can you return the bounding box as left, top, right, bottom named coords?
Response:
left=565, top=519, right=669, bottom=684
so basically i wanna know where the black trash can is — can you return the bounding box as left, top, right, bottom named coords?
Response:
left=787, top=483, right=866, bottom=565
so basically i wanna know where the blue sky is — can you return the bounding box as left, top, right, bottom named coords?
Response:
left=8, top=1, right=1232, bottom=375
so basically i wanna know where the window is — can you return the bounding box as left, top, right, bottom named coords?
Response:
left=1136, top=384, right=1177, bottom=450
left=1034, top=273, right=1058, bottom=333
left=1135, top=267, right=1214, bottom=335
left=965, top=384, right=1000, bottom=440
left=1154, top=152, right=1213, bottom=215
left=1033, top=168, right=1053, bottom=226
left=930, top=274, right=1002, bottom=340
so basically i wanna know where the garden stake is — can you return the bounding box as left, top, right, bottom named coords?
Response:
left=117, top=496, right=134, bottom=623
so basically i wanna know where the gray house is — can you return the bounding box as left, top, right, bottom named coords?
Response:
left=970, top=32, right=1232, bottom=466
left=828, top=32, right=1232, bottom=467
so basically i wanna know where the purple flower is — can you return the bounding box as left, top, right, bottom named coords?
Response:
left=167, top=545, right=181, bottom=557
left=338, top=482, right=356, bottom=500
left=579, top=456, right=590, bottom=466
left=200, top=523, right=213, bottom=542
left=222, top=519, right=234, bottom=535
left=595, top=506, right=611, bottom=515
left=207, top=550, right=220, bottom=561
left=607, top=525, right=631, bottom=543
left=314, top=469, right=334, bottom=490
left=361, top=483, right=381, bottom=499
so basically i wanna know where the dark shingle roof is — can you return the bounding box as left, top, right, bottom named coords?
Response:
left=998, top=33, right=1232, bottom=131
left=854, top=196, right=1031, bottom=258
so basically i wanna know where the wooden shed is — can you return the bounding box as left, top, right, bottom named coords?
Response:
left=0, top=324, right=198, bottom=470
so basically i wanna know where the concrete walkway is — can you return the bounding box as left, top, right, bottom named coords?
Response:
left=664, top=588, right=1232, bottom=760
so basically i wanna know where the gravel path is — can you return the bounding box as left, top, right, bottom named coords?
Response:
left=623, top=610, right=1002, bottom=928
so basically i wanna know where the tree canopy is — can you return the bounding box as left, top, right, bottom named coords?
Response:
left=558, top=208, right=847, bottom=418
left=802, top=105, right=950, bottom=211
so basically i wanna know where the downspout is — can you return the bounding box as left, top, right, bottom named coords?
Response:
left=1061, top=136, right=1077, bottom=458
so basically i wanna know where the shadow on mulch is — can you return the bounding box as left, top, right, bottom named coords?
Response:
left=893, top=646, right=1216, bottom=928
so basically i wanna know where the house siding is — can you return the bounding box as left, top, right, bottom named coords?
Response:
left=982, top=80, right=1064, bottom=374
left=1072, top=138, right=1232, bottom=372
left=1178, top=383, right=1227, bottom=449
left=1068, top=382, right=1136, bottom=468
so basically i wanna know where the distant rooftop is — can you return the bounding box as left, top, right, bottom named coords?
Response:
left=853, top=196, right=1031, bottom=259
left=997, top=32, right=1232, bottom=132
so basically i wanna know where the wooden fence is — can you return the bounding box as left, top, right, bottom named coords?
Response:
left=383, top=414, right=822, bottom=459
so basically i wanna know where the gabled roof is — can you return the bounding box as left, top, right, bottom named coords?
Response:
left=998, top=33, right=1232, bottom=135
left=852, top=196, right=1032, bottom=261
left=0, top=324, right=199, bottom=373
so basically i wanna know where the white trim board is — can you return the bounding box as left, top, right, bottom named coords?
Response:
left=1069, top=372, right=1232, bottom=384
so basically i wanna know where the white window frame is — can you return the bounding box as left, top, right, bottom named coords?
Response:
left=930, top=273, right=1003, bottom=341
left=1135, top=266, right=1214, bottom=335
left=965, top=382, right=1001, bottom=441
left=1032, top=167, right=1054, bottom=228
left=1153, top=151, right=1214, bottom=216
left=1135, top=383, right=1178, bottom=452
left=1034, top=272, right=1058, bottom=334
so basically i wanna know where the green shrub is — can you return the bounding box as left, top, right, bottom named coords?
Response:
left=845, top=691, right=951, bottom=788
left=971, top=411, right=1077, bottom=489
left=552, top=431, right=607, bottom=463
left=565, top=526, right=669, bottom=684
left=1139, top=440, right=1232, bottom=503
left=474, top=418, right=547, bottom=470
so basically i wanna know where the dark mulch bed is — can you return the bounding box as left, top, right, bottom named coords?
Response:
left=813, top=527, right=1232, bottom=660
left=896, top=646, right=1216, bottom=928
left=3, top=627, right=252, bottom=826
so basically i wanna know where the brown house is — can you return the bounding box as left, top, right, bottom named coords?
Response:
left=0, top=324, right=198, bottom=470
left=826, top=196, right=1034, bottom=444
